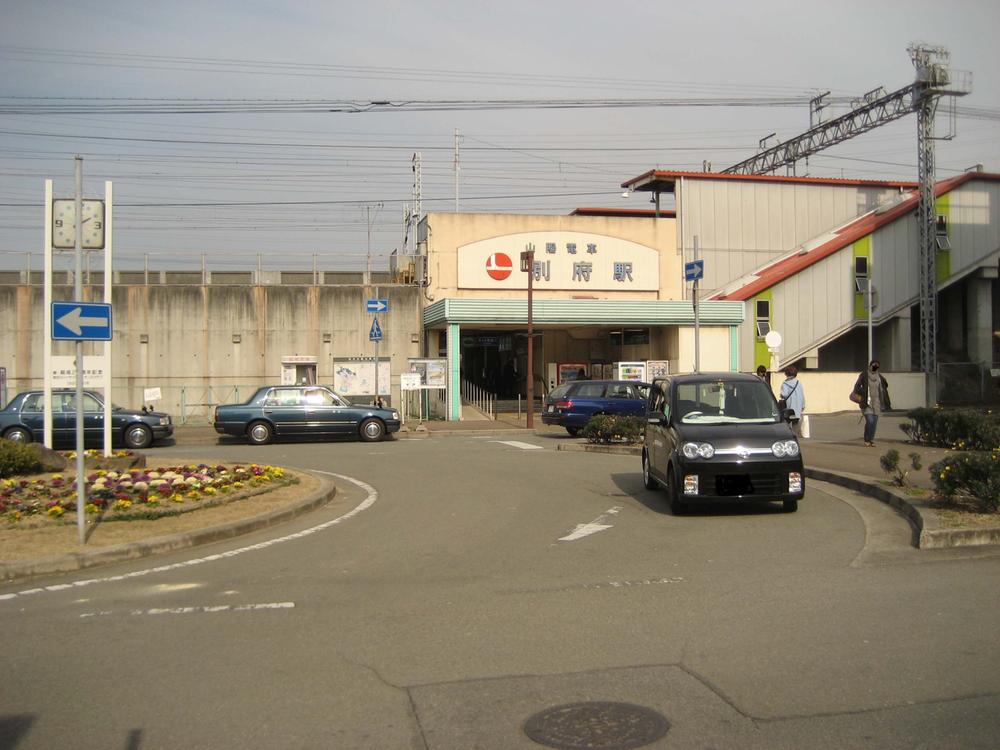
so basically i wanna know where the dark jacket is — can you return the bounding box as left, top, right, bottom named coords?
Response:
left=853, top=371, right=891, bottom=411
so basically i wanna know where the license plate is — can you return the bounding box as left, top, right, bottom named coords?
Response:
left=547, top=405, right=554, bottom=413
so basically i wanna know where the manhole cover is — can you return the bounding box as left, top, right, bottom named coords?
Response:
left=523, top=701, right=669, bottom=750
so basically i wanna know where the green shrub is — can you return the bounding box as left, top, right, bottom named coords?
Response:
left=901, top=408, right=1000, bottom=450
left=0, top=439, right=43, bottom=479
left=581, top=415, right=645, bottom=445
left=879, top=448, right=922, bottom=487
left=930, top=451, right=1000, bottom=513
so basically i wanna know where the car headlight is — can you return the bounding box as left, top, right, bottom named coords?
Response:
left=771, top=440, right=800, bottom=458
left=391, top=411, right=399, bottom=419
left=159, top=417, right=170, bottom=426
left=681, top=441, right=715, bottom=459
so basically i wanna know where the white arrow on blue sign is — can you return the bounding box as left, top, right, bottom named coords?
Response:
left=51, top=301, right=113, bottom=341
left=366, top=298, right=389, bottom=313
left=684, top=259, right=705, bottom=282
left=369, top=317, right=383, bottom=342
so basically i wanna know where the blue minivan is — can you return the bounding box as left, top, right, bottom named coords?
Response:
left=541, top=379, right=650, bottom=436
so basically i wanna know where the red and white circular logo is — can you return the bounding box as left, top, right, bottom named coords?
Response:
left=485, top=252, right=513, bottom=281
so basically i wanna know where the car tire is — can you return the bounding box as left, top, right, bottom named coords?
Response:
left=123, top=423, right=153, bottom=450
left=566, top=426, right=579, bottom=437
left=2, top=426, right=31, bottom=444
left=642, top=450, right=658, bottom=490
left=247, top=420, right=273, bottom=445
left=782, top=499, right=799, bottom=513
left=667, top=466, right=687, bottom=515
left=359, top=418, right=385, bottom=442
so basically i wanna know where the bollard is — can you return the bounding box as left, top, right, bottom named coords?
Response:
left=800, top=413, right=811, bottom=439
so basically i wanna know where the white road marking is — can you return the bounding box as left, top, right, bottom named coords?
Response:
left=490, top=440, right=544, bottom=450
left=79, top=602, right=295, bottom=618
left=1, top=471, right=375, bottom=603
left=559, top=506, right=623, bottom=542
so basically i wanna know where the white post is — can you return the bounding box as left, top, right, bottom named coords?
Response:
left=43, top=180, right=53, bottom=447
left=102, top=181, right=113, bottom=456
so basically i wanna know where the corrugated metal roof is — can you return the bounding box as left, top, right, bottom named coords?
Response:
left=708, top=172, right=1000, bottom=301
left=423, top=298, right=744, bottom=327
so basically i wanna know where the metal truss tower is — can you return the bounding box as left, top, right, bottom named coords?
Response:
left=724, top=45, right=970, bottom=403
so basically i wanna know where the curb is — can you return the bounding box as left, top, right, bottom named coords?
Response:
left=0, top=470, right=337, bottom=584
left=557, top=442, right=642, bottom=456
left=805, top=468, right=1000, bottom=549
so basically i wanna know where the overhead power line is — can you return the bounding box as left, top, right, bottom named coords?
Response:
left=0, top=95, right=843, bottom=115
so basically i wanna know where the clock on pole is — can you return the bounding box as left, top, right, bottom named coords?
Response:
left=52, top=199, right=106, bottom=249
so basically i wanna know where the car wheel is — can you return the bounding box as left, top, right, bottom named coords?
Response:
left=667, top=466, right=687, bottom=515
left=566, top=426, right=580, bottom=437
left=642, top=450, right=658, bottom=490
left=359, top=418, right=385, bottom=442
left=247, top=420, right=273, bottom=445
left=782, top=500, right=799, bottom=513
left=2, top=426, right=31, bottom=444
left=123, top=423, right=153, bottom=449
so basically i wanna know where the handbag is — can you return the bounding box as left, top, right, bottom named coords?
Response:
left=777, top=380, right=797, bottom=411
left=849, top=390, right=863, bottom=404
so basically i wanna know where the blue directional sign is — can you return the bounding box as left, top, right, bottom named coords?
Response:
left=51, top=302, right=113, bottom=341
left=684, top=259, right=705, bottom=282
left=366, top=298, right=389, bottom=313
left=369, top=317, right=383, bottom=342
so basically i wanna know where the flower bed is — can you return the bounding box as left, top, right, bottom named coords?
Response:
left=0, top=464, right=295, bottom=526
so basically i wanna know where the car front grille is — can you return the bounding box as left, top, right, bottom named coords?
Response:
left=713, top=472, right=786, bottom=497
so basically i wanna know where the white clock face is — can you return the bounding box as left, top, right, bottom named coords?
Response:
left=52, top=199, right=105, bottom=249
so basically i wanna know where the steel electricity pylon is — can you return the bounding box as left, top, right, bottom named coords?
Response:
left=724, top=45, right=970, bottom=404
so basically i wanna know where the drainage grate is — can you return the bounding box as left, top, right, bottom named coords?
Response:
left=523, top=701, right=669, bottom=750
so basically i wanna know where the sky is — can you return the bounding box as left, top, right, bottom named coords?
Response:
left=1, top=0, right=998, bottom=273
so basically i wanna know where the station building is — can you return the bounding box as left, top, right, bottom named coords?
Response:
left=3, top=167, right=1000, bottom=422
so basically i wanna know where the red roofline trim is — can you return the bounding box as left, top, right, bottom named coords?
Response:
left=570, top=207, right=675, bottom=218
left=622, top=169, right=918, bottom=190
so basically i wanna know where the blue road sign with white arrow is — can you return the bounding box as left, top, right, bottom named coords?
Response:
left=366, top=298, right=389, bottom=313
left=684, top=259, right=705, bottom=282
left=51, top=302, right=113, bottom=341
left=369, top=317, right=383, bottom=342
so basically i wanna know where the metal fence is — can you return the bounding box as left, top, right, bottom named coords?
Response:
left=936, top=362, right=1000, bottom=406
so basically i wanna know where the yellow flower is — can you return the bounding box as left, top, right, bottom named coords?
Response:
left=114, top=499, right=132, bottom=510
left=47, top=505, right=65, bottom=517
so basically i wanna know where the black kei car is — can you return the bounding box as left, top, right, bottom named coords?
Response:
left=641, top=373, right=804, bottom=514
left=0, top=389, right=174, bottom=449
left=213, top=385, right=401, bottom=445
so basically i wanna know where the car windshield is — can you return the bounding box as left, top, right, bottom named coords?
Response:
left=674, top=380, right=778, bottom=424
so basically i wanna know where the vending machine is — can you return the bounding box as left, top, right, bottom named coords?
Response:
left=546, top=363, right=590, bottom=390
left=612, top=361, right=647, bottom=381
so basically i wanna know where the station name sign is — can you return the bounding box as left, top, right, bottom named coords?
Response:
left=457, top=231, right=659, bottom=291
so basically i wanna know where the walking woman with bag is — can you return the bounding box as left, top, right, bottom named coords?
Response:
left=851, top=359, right=891, bottom=447
left=779, top=365, right=805, bottom=436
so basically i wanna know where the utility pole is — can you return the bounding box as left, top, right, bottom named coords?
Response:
left=521, top=245, right=535, bottom=429
left=73, top=156, right=86, bottom=544
left=453, top=128, right=460, bottom=212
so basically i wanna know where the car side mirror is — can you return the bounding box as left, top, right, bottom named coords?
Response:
left=646, top=411, right=667, bottom=425
left=781, top=407, right=795, bottom=422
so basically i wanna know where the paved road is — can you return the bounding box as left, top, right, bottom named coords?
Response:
left=2, top=433, right=999, bottom=749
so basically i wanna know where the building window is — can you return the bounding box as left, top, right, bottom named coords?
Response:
left=936, top=215, right=952, bottom=250
left=854, top=255, right=869, bottom=293
left=755, top=300, right=770, bottom=338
